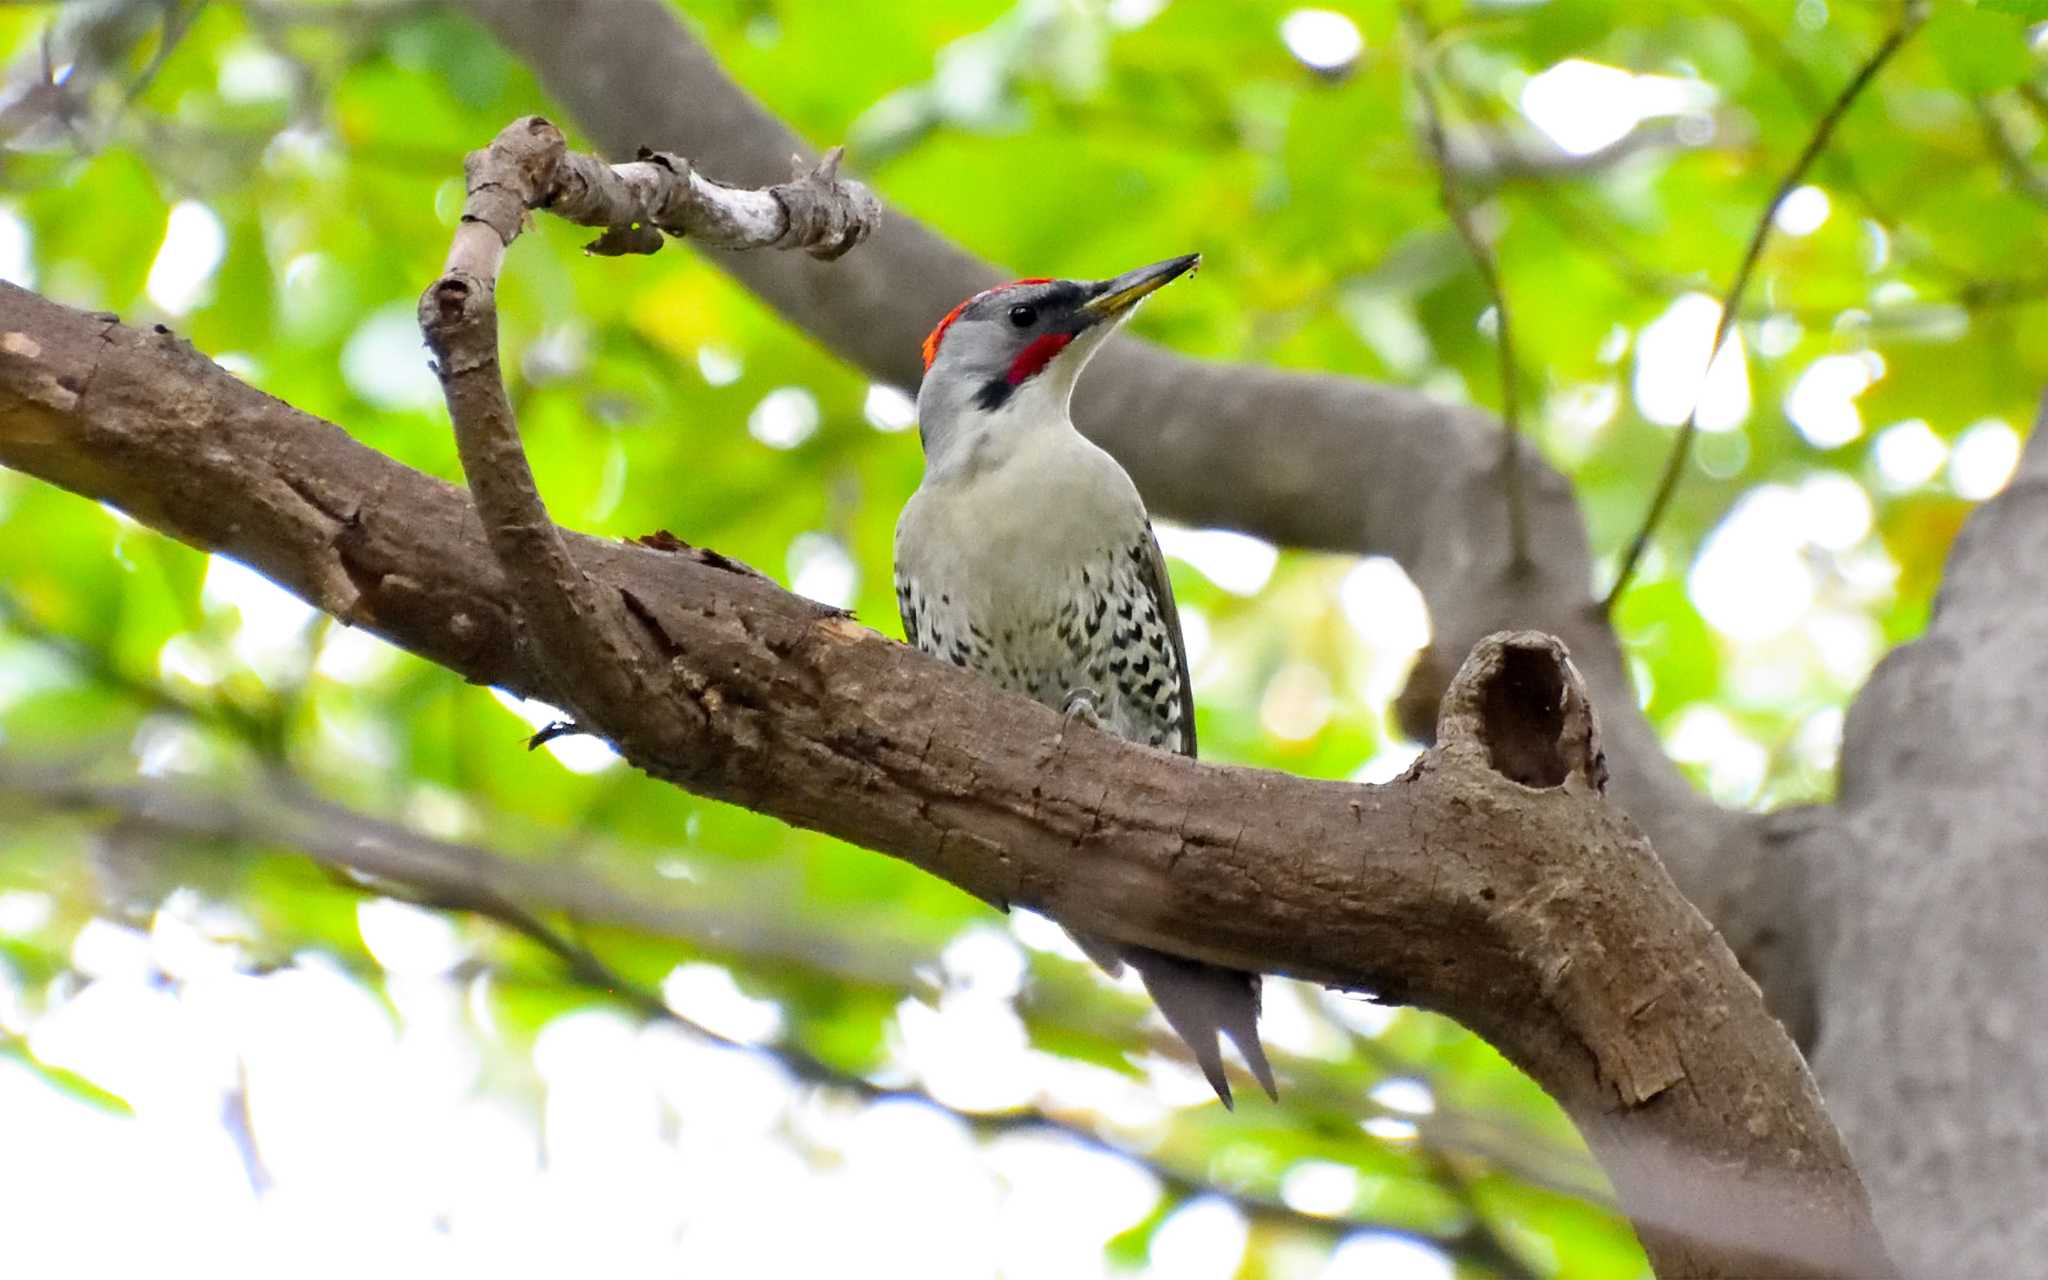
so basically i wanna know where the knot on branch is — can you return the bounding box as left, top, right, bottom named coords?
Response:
left=583, top=220, right=668, bottom=258
left=582, top=148, right=690, bottom=257
left=417, top=271, right=498, bottom=372
left=462, top=115, right=564, bottom=242
left=448, top=118, right=879, bottom=261
left=1437, top=630, right=1606, bottom=793
left=768, top=148, right=880, bottom=260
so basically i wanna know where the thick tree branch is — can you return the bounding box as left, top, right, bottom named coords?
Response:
left=449, top=0, right=1782, bottom=1014
left=1809, top=395, right=2048, bottom=1278
left=0, top=279, right=1890, bottom=1277
left=0, top=750, right=912, bottom=986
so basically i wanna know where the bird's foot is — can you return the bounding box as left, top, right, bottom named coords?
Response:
left=1055, top=689, right=1104, bottom=750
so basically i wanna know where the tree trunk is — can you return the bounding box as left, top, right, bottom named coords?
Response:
left=1812, top=403, right=2048, bottom=1278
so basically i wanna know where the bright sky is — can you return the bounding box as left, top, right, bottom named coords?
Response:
left=1519, top=57, right=1717, bottom=156
left=0, top=897, right=1469, bottom=1280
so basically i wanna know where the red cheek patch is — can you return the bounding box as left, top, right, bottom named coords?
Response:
left=921, top=278, right=1055, bottom=371
left=1006, top=331, right=1073, bottom=385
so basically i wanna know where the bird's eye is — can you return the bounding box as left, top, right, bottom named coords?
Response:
left=1008, top=304, right=1037, bottom=328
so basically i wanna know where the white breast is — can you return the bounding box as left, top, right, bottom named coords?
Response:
left=896, top=424, right=1149, bottom=618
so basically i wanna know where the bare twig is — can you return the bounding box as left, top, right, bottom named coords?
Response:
left=0, top=752, right=916, bottom=987
left=1424, top=45, right=2042, bottom=333
left=419, top=116, right=880, bottom=757
left=1694, top=0, right=1978, bottom=288
left=436, top=115, right=878, bottom=276
left=120, top=0, right=205, bottom=110
left=1601, top=6, right=1926, bottom=615
left=1404, top=8, right=1529, bottom=573
left=1975, top=94, right=2048, bottom=210
left=0, top=585, right=274, bottom=746
left=0, top=0, right=204, bottom=150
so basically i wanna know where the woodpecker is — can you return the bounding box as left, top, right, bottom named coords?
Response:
left=895, top=254, right=1276, bottom=1108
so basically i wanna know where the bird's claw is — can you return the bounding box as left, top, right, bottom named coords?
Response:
left=1055, top=689, right=1104, bottom=749
left=528, top=719, right=586, bottom=750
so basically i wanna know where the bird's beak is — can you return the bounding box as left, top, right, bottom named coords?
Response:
left=1080, top=253, right=1201, bottom=325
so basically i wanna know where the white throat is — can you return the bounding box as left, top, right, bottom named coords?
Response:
left=915, top=325, right=1113, bottom=483
left=927, top=377, right=1078, bottom=482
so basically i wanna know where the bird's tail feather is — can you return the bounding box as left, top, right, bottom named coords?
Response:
left=1127, top=946, right=1276, bottom=1109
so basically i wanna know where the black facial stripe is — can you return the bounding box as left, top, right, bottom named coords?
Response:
left=974, top=378, right=1014, bottom=412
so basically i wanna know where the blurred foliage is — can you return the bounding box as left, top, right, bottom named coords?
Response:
left=0, top=0, right=2041, bottom=1276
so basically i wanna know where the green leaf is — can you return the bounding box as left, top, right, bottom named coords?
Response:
left=0, top=1038, right=134, bottom=1116
left=1925, top=5, right=2034, bottom=92
left=1977, top=0, right=2048, bottom=20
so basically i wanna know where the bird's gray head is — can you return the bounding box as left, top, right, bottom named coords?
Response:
left=914, top=253, right=1199, bottom=473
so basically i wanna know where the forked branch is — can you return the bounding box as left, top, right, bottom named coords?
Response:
left=419, top=115, right=879, bottom=749
left=401, top=115, right=1887, bottom=1275
left=0, top=112, right=1894, bottom=1274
